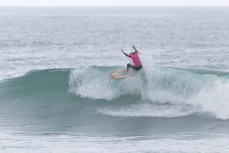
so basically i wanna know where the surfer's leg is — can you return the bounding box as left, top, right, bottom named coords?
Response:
left=128, top=65, right=142, bottom=71
left=127, top=63, right=131, bottom=71
left=127, top=63, right=137, bottom=71
left=135, top=65, right=142, bottom=71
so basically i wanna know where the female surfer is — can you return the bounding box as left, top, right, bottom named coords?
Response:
left=122, top=45, right=142, bottom=71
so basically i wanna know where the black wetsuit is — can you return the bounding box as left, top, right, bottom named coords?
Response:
left=127, top=63, right=142, bottom=71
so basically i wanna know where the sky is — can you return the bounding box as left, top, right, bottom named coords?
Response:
left=0, top=0, right=229, bottom=7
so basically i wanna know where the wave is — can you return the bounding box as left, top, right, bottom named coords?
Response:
left=0, top=66, right=229, bottom=121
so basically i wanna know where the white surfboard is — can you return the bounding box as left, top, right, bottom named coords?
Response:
left=109, top=68, right=138, bottom=80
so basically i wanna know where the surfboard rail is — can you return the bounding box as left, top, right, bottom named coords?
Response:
left=109, top=67, right=138, bottom=80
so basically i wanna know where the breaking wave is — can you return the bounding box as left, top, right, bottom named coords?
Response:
left=1, top=65, right=229, bottom=121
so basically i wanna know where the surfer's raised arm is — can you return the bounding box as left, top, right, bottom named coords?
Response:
left=132, top=45, right=141, bottom=54
left=122, top=49, right=130, bottom=58
left=132, top=45, right=138, bottom=52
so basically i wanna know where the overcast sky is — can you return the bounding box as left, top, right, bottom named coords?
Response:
left=1, top=0, right=229, bottom=7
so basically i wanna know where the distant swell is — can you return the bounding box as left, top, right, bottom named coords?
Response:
left=0, top=66, right=229, bottom=121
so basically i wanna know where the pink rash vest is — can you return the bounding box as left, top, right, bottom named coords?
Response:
left=130, top=52, right=142, bottom=67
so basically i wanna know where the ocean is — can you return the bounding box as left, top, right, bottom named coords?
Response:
left=0, top=7, right=229, bottom=153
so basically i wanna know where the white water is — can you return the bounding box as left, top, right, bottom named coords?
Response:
left=189, top=80, right=229, bottom=119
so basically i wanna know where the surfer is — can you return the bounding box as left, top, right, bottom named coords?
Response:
left=122, top=45, right=142, bottom=71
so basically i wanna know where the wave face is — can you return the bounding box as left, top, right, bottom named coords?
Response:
left=1, top=66, right=229, bottom=133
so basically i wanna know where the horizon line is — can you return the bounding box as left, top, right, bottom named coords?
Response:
left=0, top=5, right=229, bottom=7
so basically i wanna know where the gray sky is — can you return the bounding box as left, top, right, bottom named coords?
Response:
left=1, top=0, right=229, bottom=7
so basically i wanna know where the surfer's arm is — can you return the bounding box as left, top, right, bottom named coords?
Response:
left=132, top=45, right=141, bottom=54
left=122, top=49, right=130, bottom=58
left=132, top=45, right=138, bottom=52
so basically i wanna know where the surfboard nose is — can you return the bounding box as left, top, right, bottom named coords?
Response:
left=109, top=75, right=115, bottom=79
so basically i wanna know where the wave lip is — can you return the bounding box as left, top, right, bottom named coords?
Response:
left=69, top=66, right=122, bottom=100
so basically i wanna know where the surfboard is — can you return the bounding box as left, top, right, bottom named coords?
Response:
left=109, top=68, right=138, bottom=80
